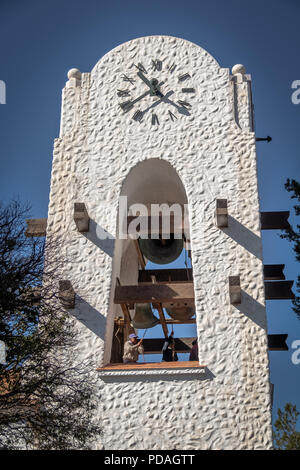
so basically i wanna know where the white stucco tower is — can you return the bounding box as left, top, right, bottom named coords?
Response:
left=46, top=36, right=273, bottom=449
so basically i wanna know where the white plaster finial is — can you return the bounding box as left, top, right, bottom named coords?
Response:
left=66, top=68, right=82, bottom=88
left=67, top=68, right=82, bottom=80
left=232, top=64, right=246, bottom=75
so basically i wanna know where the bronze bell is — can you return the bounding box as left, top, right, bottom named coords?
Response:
left=165, top=301, right=195, bottom=321
left=138, top=234, right=183, bottom=265
left=131, top=303, right=160, bottom=329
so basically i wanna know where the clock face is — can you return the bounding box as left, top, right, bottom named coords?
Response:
left=117, top=59, right=196, bottom=125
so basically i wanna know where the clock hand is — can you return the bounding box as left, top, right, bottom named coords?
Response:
left=137, top=71, right=164, bottom=96
left=119, top=90, right=151, bottom=112
left=154, top=87, right=164, bottom=98
left=137, top=71, right=153, bottom=90
left=141, top=90, right=174, bottom=113
left=162, top=95, right=191, bottom=116
left=131, top=90, right=151, bottom=104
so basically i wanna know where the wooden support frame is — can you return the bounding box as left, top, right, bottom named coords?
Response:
left=114, top=317, right=196, bottom=326
left=216, top=199, right=228, bottom=228
left=155, top=303, right=169, bottom=338
left=260, top=211, right=290, bottom=230
left=74, top=203, right=90, bottom=233
left=141, top=266, right=287, bottom=283
left=114, top=282, right=194, bottom=305
left=268, top=334, right=288, bottom=351
left=97, top=361, right=205, bottom=371
left=138, top=268, right=193, bottom=283
left=165, top=319, right=195, bottom=324
left=141, top=337, right=195, bottom=354
left=110, top=321, right=124, bottom=364
left=124, top=335, right=288, bottom=353
left=120, top=303, right=135, bottom=340
left=25, top=218, right=47, bottom=237
left=263, top=264, right=285, bottom=280
left=115, top=277, right=294, bottom=307
left=133, top=239, right=146, bottom=269
left=265, top=281, right=294, bottom=300
left=229, top=275, right=241, bottom=305
left=59, top=280, right=75, bottom=309
left=115, top=278, right=134, bottom=338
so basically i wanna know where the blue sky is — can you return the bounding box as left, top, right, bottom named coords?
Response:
left=0, top=0, right=299, bottom=428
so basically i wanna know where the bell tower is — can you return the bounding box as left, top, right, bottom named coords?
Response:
left=44, top=36, right=276, bottom=449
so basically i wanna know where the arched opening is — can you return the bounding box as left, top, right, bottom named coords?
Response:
left=108, top=158, right=198, bottom=368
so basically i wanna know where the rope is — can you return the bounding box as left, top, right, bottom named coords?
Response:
left=184, top=246, right=190, bottom=280
left=141, top=329, right=147, bottom=363
left=142, top=328, right=148, bottom=338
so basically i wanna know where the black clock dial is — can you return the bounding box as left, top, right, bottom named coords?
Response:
left=118, top=59, right=195, bottom=124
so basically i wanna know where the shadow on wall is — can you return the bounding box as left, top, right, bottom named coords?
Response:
left=223, top=215, right=262, bottom=259
left=100, top=367, right=216, bottom=384
left=70, top=295, right=107, bottom=339
left=235, top=290, right=267, bottom=330
left=83, top=219, right=115, bottom=257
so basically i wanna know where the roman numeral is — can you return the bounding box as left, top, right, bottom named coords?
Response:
left=117, top=89, right=131, bottom=97
left=152, top=59, right=162, bottom=71
left=151, top=113, right=159, bottom=125
left=178, top=100, right=191, bottom=109
left=178, top=73, right=191, bottom=82
left=122, top=74, right=135, bottom=84
left=119, top=101, right=134, bottom=112
left=168, top=110, right=177, bottom=121
left=133, top=110, right=143, bottom=122
left=168, top=63, right=177, bottom=73
left=182, top=88, right=195, bottom=93
left=134, top=63, right=147, bottom=73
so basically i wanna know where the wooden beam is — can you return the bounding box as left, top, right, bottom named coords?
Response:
left=25, top=218, right=47, bottom=237
left=155, top=303, right=169, bottom=338
left=165, top=319, right=196, bottom=324
left=265, top=281, right=294, bottom=300
left=120, top=303, right=135, bottom=339
left=59, top=280, right=75, bottom=309
left=74, top=203, right=90, bottom=232
left=142, top=338, right=195, bottom=354
left=116, top=278, right=135, bottom=338
left=114, top=282, right=194, bottom=305
left=116, top=278, right=294, bottom=306
left=133, top=239, right=146, bottom=269
left=114, top=317, right=196, bottom=326
left=216, top=199, right=228, bottom=228
left=120, top=303, right=131, bottom=325
left=261, top=211, right=290, bottom=230
left=268, top=334, right=288, bottom=351
left=139, top=336, right=288, bottom=353
left=110, top=321, right=124, bottom=364
left=229, top=275, right=241, bottom=305
left=139, top=268, right=193, bottom=283
left=264, top=264, right=285, bottom=280
left=141, top=266, right=286, bottom=283
left=97, top=361, right=205, bottom=371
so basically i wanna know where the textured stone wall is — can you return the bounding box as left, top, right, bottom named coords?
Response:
left=46, top=36, right=273, bottom=449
